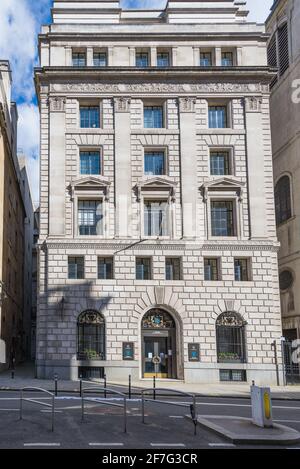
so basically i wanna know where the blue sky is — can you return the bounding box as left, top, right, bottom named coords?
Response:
left=0, top=0, right=273, bottom=203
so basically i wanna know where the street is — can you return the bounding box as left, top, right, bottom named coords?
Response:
left=0, top=391, right=300, bottom=449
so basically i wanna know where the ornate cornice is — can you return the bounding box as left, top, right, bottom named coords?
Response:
left=48, top=96, right=66, bottom=112
left=114, top=96, right=131, bottom=112
left=244, top=96, right=263, bottom=113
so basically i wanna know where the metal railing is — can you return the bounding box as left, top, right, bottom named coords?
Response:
left=81, top=385, right=128, bottom=433
left=141, top=388, right=198, bottom=435
left=19, top=387, right=55, bottom=432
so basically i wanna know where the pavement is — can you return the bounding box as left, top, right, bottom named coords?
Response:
left=1, top=362, right=300, bottom=400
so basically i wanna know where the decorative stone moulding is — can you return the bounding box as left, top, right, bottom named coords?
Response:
left=244, top=96, right=263, bottom=113
left=48, top=96, right=66, bottom=112
left=114, top=96, right=131, bottom=112
left=200, top=177, right=246, bottom=203
left=68, top=176, right=111, bottom=201
left=178, top=96, right=197, bottom=112
left=134, top=176, right=178, bottom=202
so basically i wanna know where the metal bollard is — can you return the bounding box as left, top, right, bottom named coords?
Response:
left=104, top=374, right=107, bottom=399
left=128, top=375, right=132, bottom=400
left=153, top=375, right=156, bottom=400
left=79, top=378, right=82, bottom=398
left=54, top=374, right=58, bottom=397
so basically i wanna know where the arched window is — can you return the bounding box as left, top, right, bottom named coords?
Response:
left=216, top=312, right=247, bottom=363
left=275, top=176, right=292, bottom=226
left=77, top=310, right=105, bottom=360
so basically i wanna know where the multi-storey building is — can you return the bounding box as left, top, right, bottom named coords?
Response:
left=266, top=0, right=300, bottom=349
left=0, top=61, right=34, bottom=370
left=35, top=0, right=282, bottom=384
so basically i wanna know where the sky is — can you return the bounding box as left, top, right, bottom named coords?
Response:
left=0, top=0, right=274, bottom=204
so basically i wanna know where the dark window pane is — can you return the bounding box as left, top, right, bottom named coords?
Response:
left=80, top=151, right=101, bottom=175
left=204, top=258, right=219, bottom=281
left=98, top=257, right=113, bottom=280
left=144, top=152, right=165, bottom=175
left=221, top=52, right=233, bottom=66
left=144, top=106, right=163, bottom=128
left=136, top=52, right=149, bottom=67
left=211, top=201, right=234, bottom=237
left=210, top=151, right=230, bottom=175
left=77, top=311, right=105, bottom=360
left=157, top=52, right=170, bottom=67
left=275, top=176, right=291, bottom=225
left=200, top=52, right=212, bottom=66
left=208, top=106, right=227, bottom=128
left=68, top=257, right=84, bottom=279
left=80, top=107, right=100, bottom=128
left=93, top=52, right=107, bottom=66
left=234, top=259, right=249, bottom=281
left=216, top=313, right=246, bottom=363
left=72, top=52, right=86, bottom=67
left=136, top=258, right=151, bottom=280
left=166, top=258, right=181, bottom=280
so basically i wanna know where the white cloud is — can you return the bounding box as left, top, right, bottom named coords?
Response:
left=247, top=0, right=273, bottom=23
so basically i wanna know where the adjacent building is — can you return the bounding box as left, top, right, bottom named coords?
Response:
left=266, top=0, right=300, bottom=346
left=0, top=61, right=34, bottom=370
left=35, top=0, right=282, bottom=384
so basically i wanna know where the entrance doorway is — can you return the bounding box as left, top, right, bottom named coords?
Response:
left=141, top=309, right=177, bottom=379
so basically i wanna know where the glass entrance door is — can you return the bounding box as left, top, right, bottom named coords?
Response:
left=143, top=336, right=170, bottom=378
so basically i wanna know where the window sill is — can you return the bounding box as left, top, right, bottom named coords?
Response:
left=67, top=128, right=114, bottom=134
left=197, top=129, right=245, bottom=135
left=132, top=129, right=179, bottom=134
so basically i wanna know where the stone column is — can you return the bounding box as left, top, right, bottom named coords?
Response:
left=244, top=96, right=266, bottom=239
left=49, top=97, right=66, bottom=236
left=87, top=47, right=93, bottom=66
left=114, top=97, right=132, bottom=238
left=179, top=97, right=197, bottom=239
left=150, top=47, right=157, bottom=67
left=215, top=47, right=222, bottom=66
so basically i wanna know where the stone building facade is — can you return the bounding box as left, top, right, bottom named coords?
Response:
left=35, top=0, right=282, bottom=384
left=266, top=0, right=300, bottom=345
left=0, top=61, right=34, bottom=370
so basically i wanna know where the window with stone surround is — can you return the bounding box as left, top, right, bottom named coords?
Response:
left=144, top=106, right=164, bottom=129
left=77, top=310, right=105, bottom=360
left=275, top=175, right=292, bottom=226
left=144, top=200, right=169, bottom=237
left=211, top=200, right=235, bottom=237
left=221, top=51, right=234, bottom=66
left=204, top=258, right=221, bottom=281
left=78, top=200, right=103, bottom=236
left=136, top=51, right=149, bottom=68
left=216, top=312, right=247, bottom=364
left=93, top=51, right=107, bottom=67
left=208, top=105, right=229, bottom=128
left=72, top=51, right=86, bottom=67
left=157, top=50, right=170, bottom=67
left=165, top=257, right=181, bottom=281
left=200, top=51, right=213, bottom=67
left=144, top=151, right=166, bottom=176
left=80, top=106, right=100, bottom=129
left=136, top=257, right=152, bottom=280
left=234, top=258, right=251, bottom=282
left=98, top=257, right=114, bottom=280
left=80, top=150, right=101, bottom=175
left=68, top=257, right=84, bottom=280
left=210, top=150, right=232, bottom=176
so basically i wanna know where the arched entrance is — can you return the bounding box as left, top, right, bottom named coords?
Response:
left=141, top=308, right=177, bottom=379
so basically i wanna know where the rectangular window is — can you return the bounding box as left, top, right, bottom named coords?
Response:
left=136, top=52, right=149, bottom=68
left=157, top=52, right=170, bottom=67
left=78, top=200, right=103, bottom=236
left=204, top=258, right=220, bottom=281
left=72, top=52, right=86, bottom=67
left=80, top=151, right=101, bottom=175
left=200, top=52, right=212, bottom=67
left=234, top=258, right=250, bottom=281
left=144, top=106, right=164, bottom=128
left=93, top=52, right=107, bottom=67
left=211, top=201, right=235, bottom=237
left=98, top=257, right=113, bottom=280
left=221, top=52, right=233, bottom=66
left=136, top=258, right=151, bottom=280
left=210, top=151, right=230, bottom=176
left=166, top=258, right=181, bottom=281
left=208, top=106, right=228, bottom=128
left=144, top=151, right=165, bottom=176
left=219, top=370, right=247, bottom=382
left=144, top=200, right=168, bottom=237
left=80, top=106, right=100, bottom=128
left=68, top=257, right=84, bottom=279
